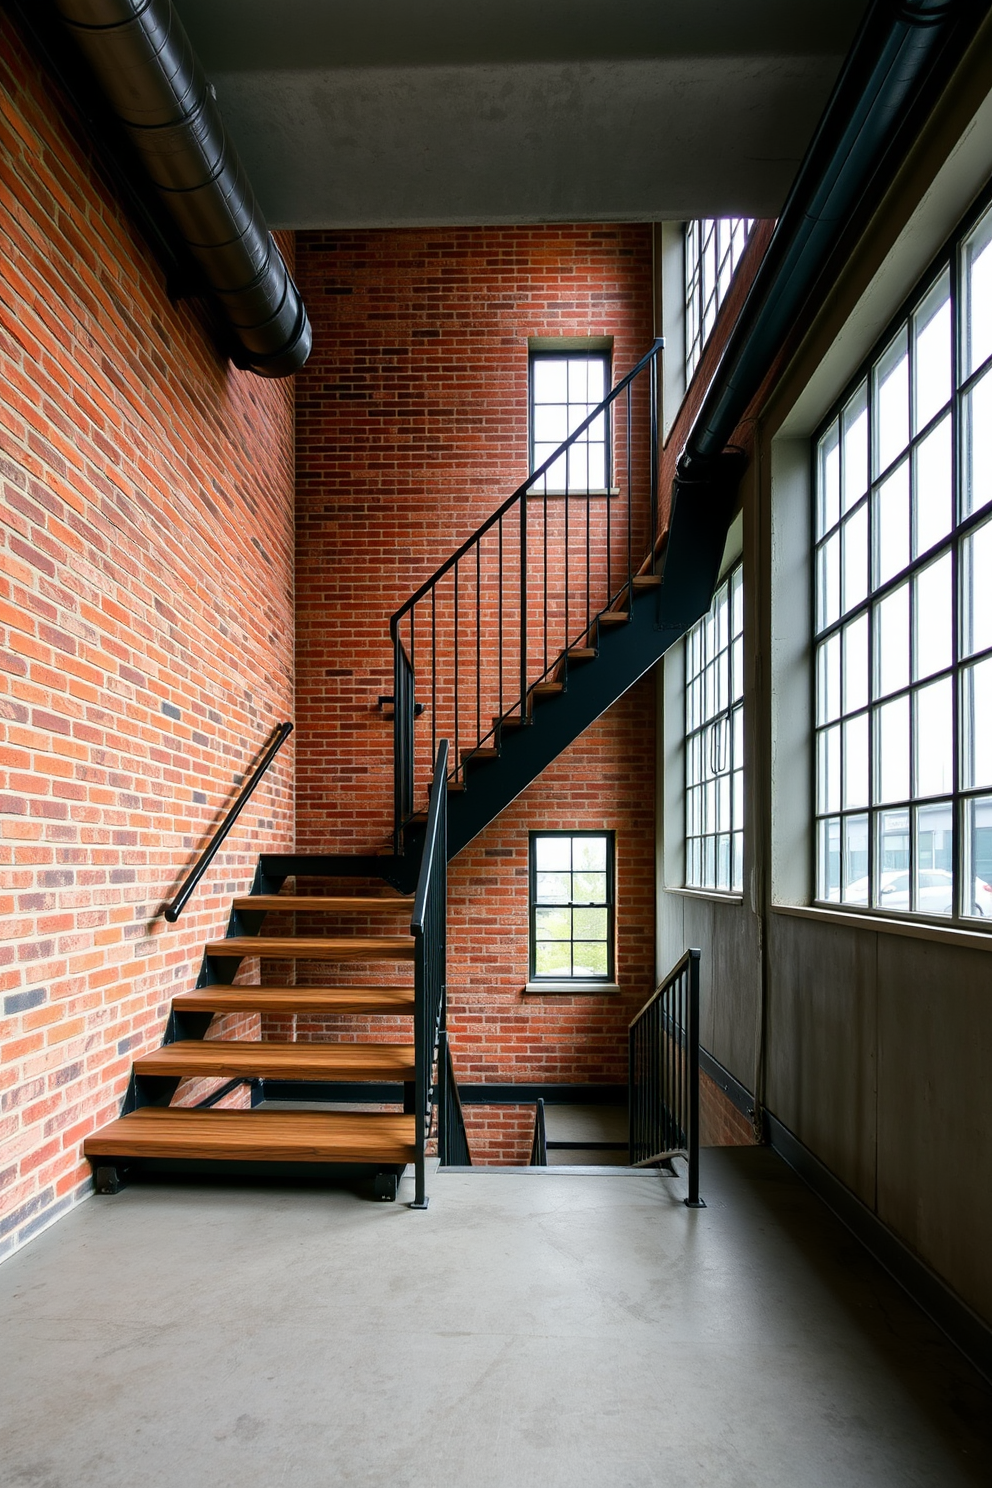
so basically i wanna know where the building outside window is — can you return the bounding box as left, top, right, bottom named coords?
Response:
left=813, top=194, right=992, bottom=921
left=684, top=218, right=754, bottom=384
left=529, top=832, right=614, bottom=981
left=685, top=564, right=744, bottom=893
left=529, top=350, right=610, bottom=494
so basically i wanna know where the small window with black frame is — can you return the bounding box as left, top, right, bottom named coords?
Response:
left=529, top=831, right=615, bottom=982
left=529, top=350, right=611, bottom=495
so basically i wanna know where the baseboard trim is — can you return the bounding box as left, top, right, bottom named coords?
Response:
left=764, top=1108, right=992, bottom=1385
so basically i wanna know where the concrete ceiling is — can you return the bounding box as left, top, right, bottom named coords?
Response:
left=173, top=0, right=871, bottom=229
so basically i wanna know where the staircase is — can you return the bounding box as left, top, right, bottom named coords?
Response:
left=84, top=342, right=740, bottom=1208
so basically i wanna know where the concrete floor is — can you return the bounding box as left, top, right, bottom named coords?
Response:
left=1, top=1148, right=990, bottom=1488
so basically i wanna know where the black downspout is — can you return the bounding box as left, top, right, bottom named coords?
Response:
left=53, top=0, right=311, bottom=379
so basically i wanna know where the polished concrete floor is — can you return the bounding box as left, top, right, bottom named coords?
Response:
left=1, top=1148, right=990, bottom=1487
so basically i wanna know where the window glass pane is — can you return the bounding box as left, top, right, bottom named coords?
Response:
left=842, top=384, right=869, bottom=512
left=961, top=516, right=992, bottom=658
left=914, top=677, right=953, bottom=798
left=874, top=459, right=910, bottom=586
left=535, top=837, right=571, bottom=870
left=914, top=414, right=953, bottom=556
left=874, top=328, right=910, bottom=475
left=914, top=802, right=953, bottom=916
left=962, top=368, right=992, bottom=519
left=535, top=871, right=570, bottom=903
left=572, top=837, right=606, bottom=871
left=572, top=907, right=607, bottom=939
left=962, top=202, right=992, bottom=379
left=876, top=696, right=910, bottom=804
left=876, top=810, right=910, bottom=909
left=818, top=817, right=841, bottom=902
left=844, top=614, right=869, bottom=713
left=913, top=271, right=952, bottom=432
left=817, top=634, right=841, bottom=724
left=534, top=941, right=571, bottom=977
left=572, top=871, right=607, bottom=903
left=817, top=533, right=840, bottom=630
left=842, top=505, right=868, bottom=614
left=534, top=404, right=567, bottom=444
left=842, top=814, right=869, bottom=904
left=535, top=907, right=571, bottom=940
left=818, top=421, right=840, bottom=536
left=874, top=583, right=910, bottom=697
left=818, top=724, right=841, bottom=813
left=532, top=359, right=568, bottom=400
left=913, top=552, right=952, bottom=680
left=843, top=713, right=869, bottom=808
left=574, top=942, right=608, bottom=977
left=733, top=832, right=743, bottom=892
left=962, top=656, right=992, bottom=790
left=963, top=795, right=992, bottom=918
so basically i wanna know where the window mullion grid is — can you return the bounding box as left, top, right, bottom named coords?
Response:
left=950, top=228, right=962, bottom=920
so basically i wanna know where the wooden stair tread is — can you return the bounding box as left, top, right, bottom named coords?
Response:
left=598, top=611, right=629, bottom=624
left=174, top=985, right=415, bottom=1014
left=85, top=1108, right=417, bottom=1164
left=632, top=574, right=661, bottom=589
left=206, top=936, right=415, bottom=961
left=532, top=682, right=564, bottom=695
left=567, top=647, right=597, bottom=659
left=493, top=715, right=527, bottom=729
left=460, top=747, right=498, bottom=762
left=135, top=1040, right=416, bottom=1080
left=233, top=895, right=412, bottom=913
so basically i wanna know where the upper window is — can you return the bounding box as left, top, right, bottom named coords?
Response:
left=685, top=564, right=744, bottom=893
left=529, top=351, right=610, bottom=494
left=684, top=219, right=754, bottom=384
left=529, top=832, right=614, bottom=982
left=813, top=196, right=992, bottom=923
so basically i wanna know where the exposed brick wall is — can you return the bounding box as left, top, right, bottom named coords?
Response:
left=0, top=18, right=296, bottom=1257
left=699, top=1071, right=755, bottom=1147
left=293, top=226, right=656, bottom=1162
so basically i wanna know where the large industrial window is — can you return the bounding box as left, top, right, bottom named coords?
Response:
left=684, top=218, right=754, bottom=384
left=529, top=832, right=614, bottom=981
left=529, top=351, right=610, bottom=494
left=813, top=194, right=992, bottom=922
left=685, top=564, right=744, bottom=893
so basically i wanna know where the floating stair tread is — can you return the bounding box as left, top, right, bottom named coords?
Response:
left=233, top=895, right=412, bottom=914
left=85, top=1108, right=417, bottom=1164
left=567, top=647, right=597, bottom=659
left=493, top=715, right=527, bottom=729
left=532, top=682, right=564, bottom=695
left=632, top=574, right=661, bottom=589
left=173, top=985, right=415, bottom=1014
left=461, top=748, right=498, bottom=762
left=134, top=1040, right=416, bottom=1080
left=598, top=611, right=630, bottom=624
left=206, top=936, right=415, bottom=961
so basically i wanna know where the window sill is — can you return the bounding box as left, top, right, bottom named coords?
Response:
left=663, top=887, right=744, bottom=906
left=772, top=902, right=992, bottom=952
left=523, top=981, right=621, bottom=995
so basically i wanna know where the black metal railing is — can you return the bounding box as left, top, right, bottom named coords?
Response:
left=390, top=341, right=662, bottom=842
left=410, top=739, right=449, bottom=1208
left=164, top=720, right=293, bottom=922
left=435, top=1028, right=471, bottom=1167
left=629, top=948, right=704, bottom=1207
left=530, top=1097, right=547, bottom=1166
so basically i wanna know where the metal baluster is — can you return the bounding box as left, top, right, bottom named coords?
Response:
left=498, top=516, right=504, bottom=721
left=650, top=349, right=659, bottom=575
left=586, top=485, right=591, bottom=640
left=564, top=450, right=570, bottom=662
left=476, top=540, right=481, bottom=751
left=606, top=400, right=612, bottom=608
left=686, top=950, right=703, bottom=1207
left=520, top=494, right=527, bottom=719
left=542, top=484, right=548, bottom=675
left=431, top=587, right=437, bottom=773
left=453, top=561, right=459, bottom=783
left=626, top=383, right=632, bottom=608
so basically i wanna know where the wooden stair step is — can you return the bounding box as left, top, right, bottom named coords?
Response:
left=173, top=985, right=415, bottom=1015
left=493, top=715, right=527, bottom=729
left=532, top=681, right=564, bottom=696
left=134, top=1040, right=416, bottom=1081
left=567, top=647, right=597, bottom=660
left=233, top=895, right=412, bottom=914
left=85, top=1108, right=417, bottom=1164
left=598, top=612, right=630, bottom=625
left=206, top=936, right=415, bottom=961
left=460, top=747, right=498, bottom=763
left=632, top=574, right=661, bottom=589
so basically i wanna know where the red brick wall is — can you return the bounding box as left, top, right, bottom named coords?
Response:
left=294, top=227, right=656, bottom=1160
left=0, top=18, right=296, bottom=1256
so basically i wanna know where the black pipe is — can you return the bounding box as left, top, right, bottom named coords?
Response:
left=54, top=0, right=311, bottom=379
left=680, top=0, right=988, bottom=475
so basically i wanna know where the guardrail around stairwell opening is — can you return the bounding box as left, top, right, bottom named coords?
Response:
left=629, top=948, right=704, bottom=1208
left=390, top=341, right=662, bottom=849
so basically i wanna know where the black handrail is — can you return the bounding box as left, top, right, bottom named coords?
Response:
left=530, top=1097, right=547, bottom=1166
left=436, top=1028, right=471, bottom=1166
left=390, top=341, right=663, bottom=837
left=410, top=738, right=449, bottom=1208
left=629, top=948, right=704, bottom=1207
left=164, top=721, right=293, bottom=923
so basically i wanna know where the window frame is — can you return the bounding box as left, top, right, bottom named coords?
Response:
left=684, top=218, right=754, bottom=385
left=528, top=348, right=612, bottom=496
left=527, top=830, right=616, bottom=985
left=683, top=562, right=745, bottom=894
left=811, top=185, right=992, bottom=929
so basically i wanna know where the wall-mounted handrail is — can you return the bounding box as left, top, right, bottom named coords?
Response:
left=164, top=721, right=293, bottom=922
left=410, top=739, right=449, bottom=1207
left=629, top=948, right=704, bottom=1207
